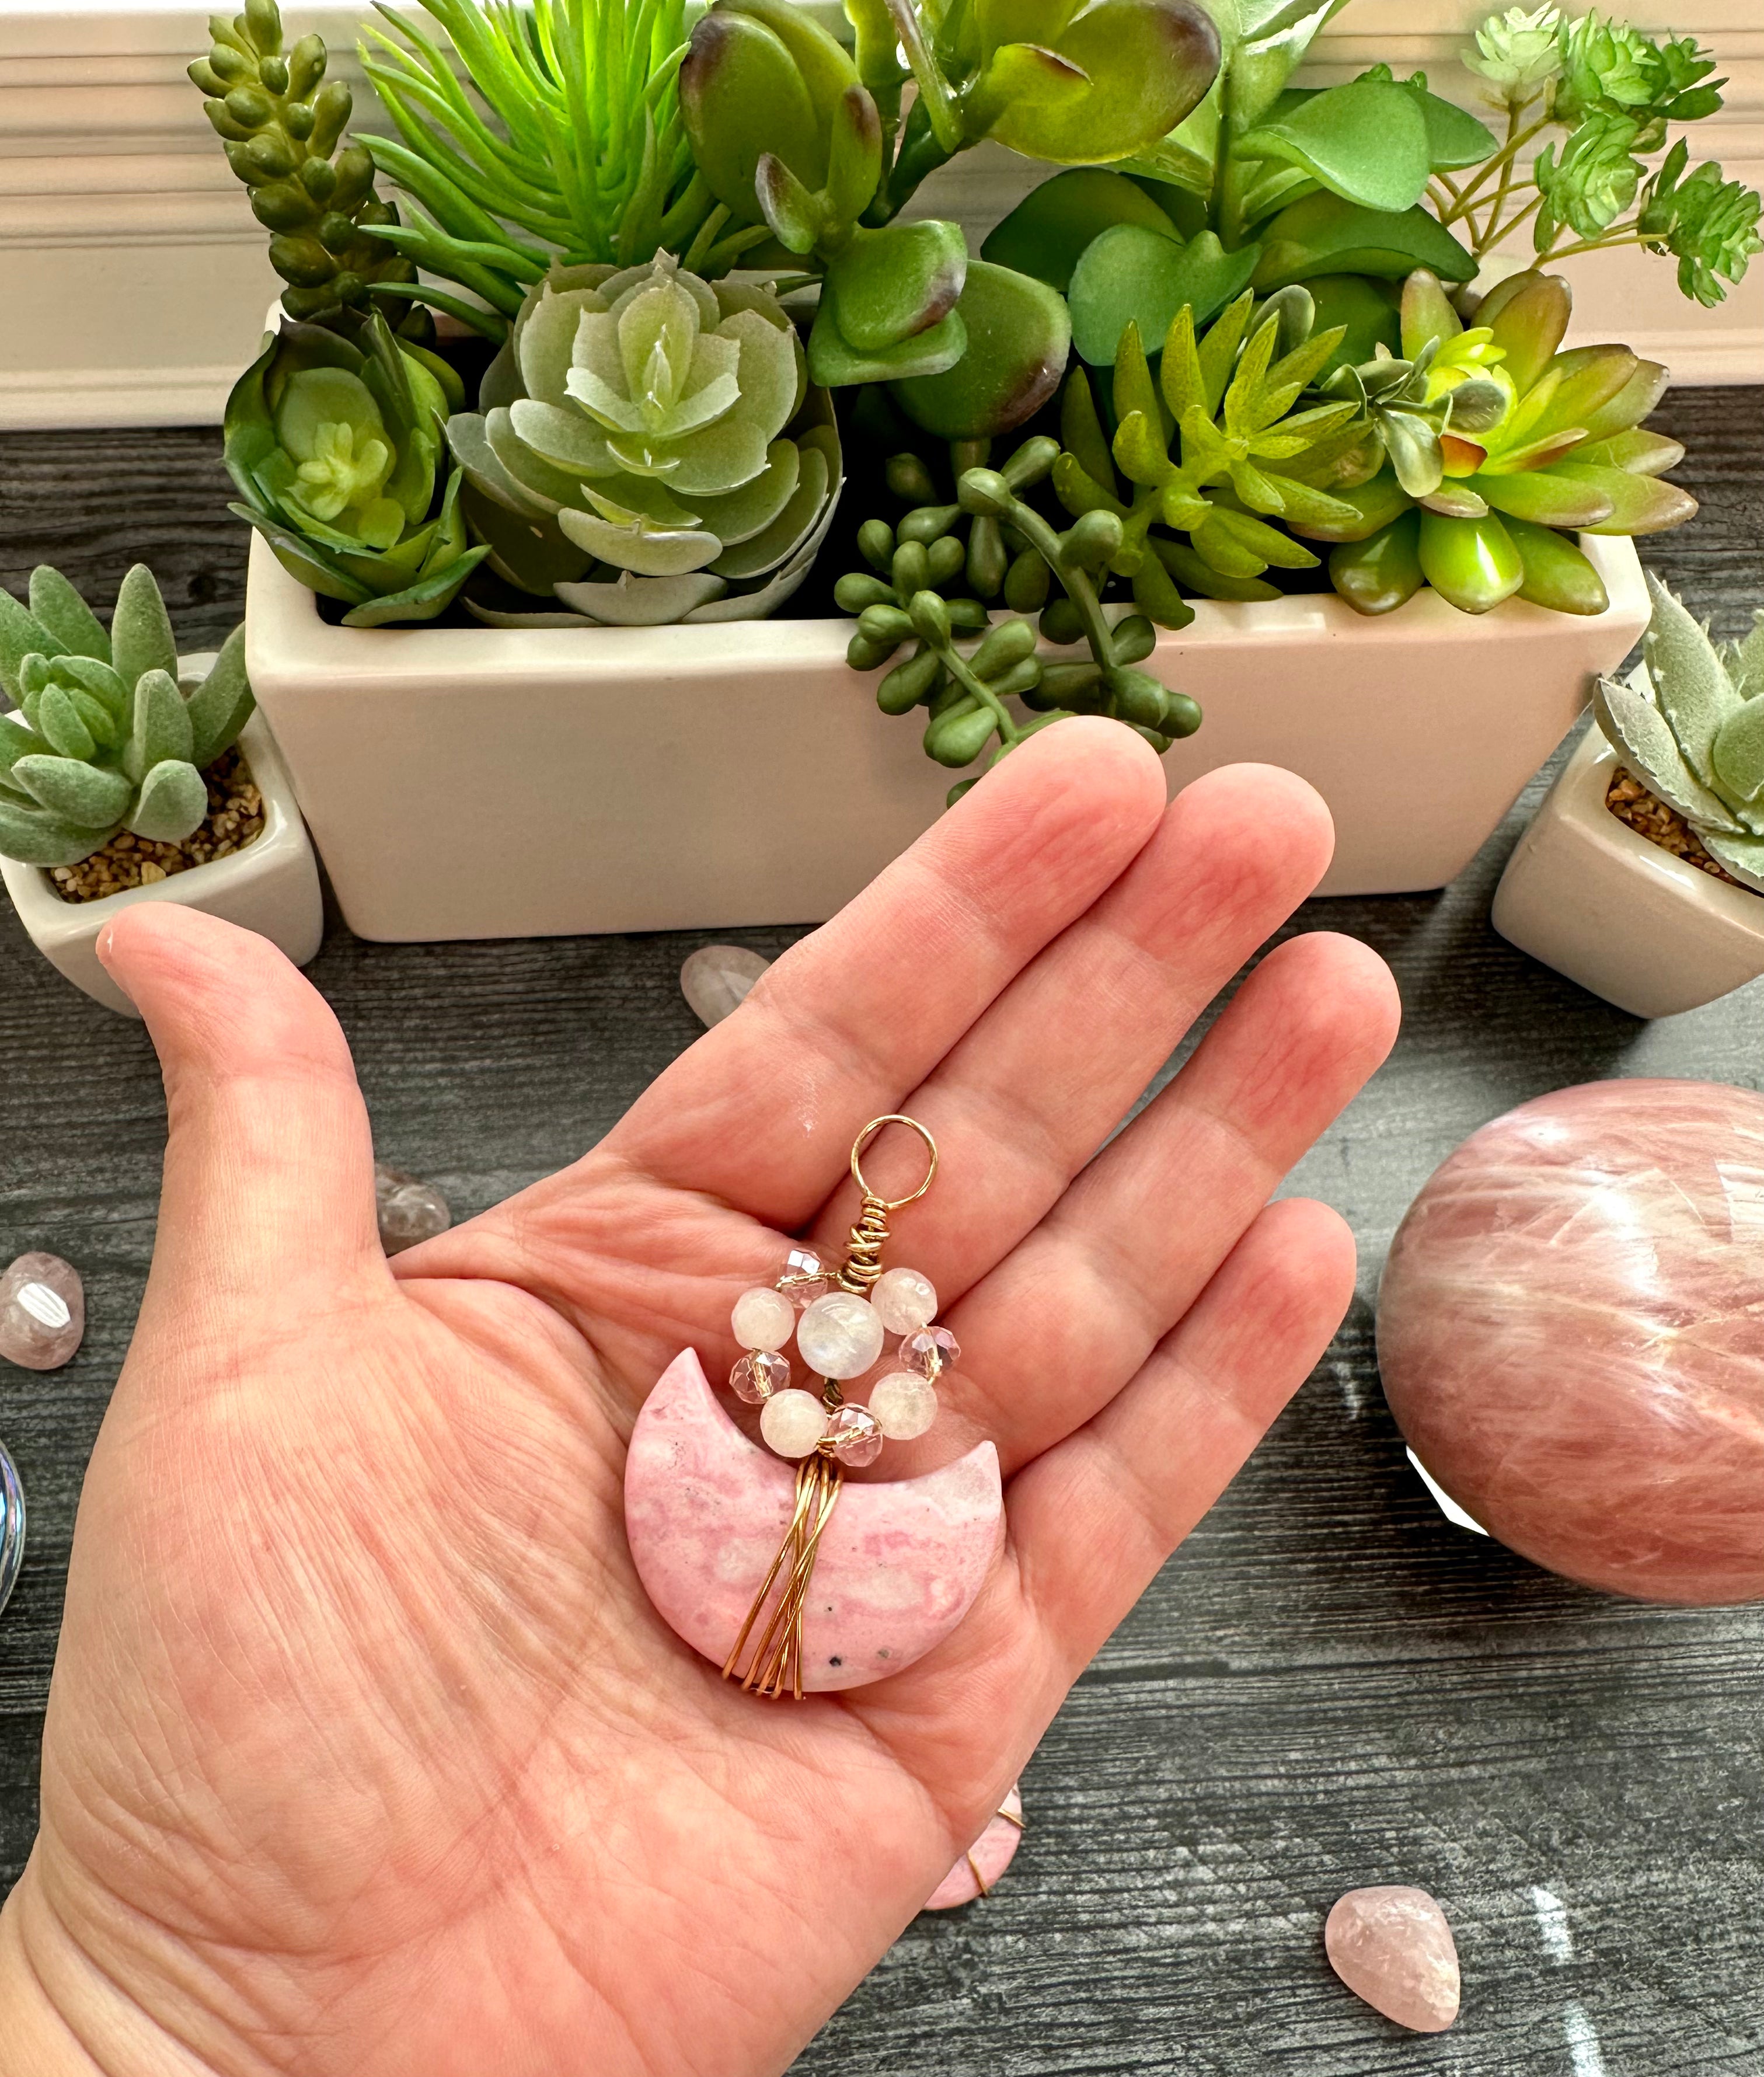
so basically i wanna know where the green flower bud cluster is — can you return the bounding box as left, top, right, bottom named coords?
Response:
left=190, top=0, right=414, bottom=327
left=0, top=568, right=253, bottom=869
left=1594, top=575, right=1764, bottom=890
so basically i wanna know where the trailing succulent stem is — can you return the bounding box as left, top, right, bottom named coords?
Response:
left=191, top=0, right=419, bottom=331
left=0, top=567, right=253, bottom=869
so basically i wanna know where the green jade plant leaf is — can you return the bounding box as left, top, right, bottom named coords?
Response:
left=0, top=567, right=254, bottom=869
left=448, top=255, right=843, bottom=625
left=226, top=313, right=489, bottom=626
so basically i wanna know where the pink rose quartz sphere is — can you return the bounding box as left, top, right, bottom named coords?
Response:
left=1378, top=1079, right=1764, bottom=1604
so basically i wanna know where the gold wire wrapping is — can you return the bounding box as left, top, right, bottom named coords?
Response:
left=721, top=1451, right=844, bottom=1700
left=836, top=1194, right=891, bottom=1295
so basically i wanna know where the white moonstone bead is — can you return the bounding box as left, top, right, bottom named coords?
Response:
left=796, top=1291, right=884, bottom=1380
left=871, top=1265, right=938, bottom=1335
left=760, top=1388, right=830, bottom=1459
left=731, top=1285, right=796, bottom=1352
left=868, top=1370, right=939, bottom=1441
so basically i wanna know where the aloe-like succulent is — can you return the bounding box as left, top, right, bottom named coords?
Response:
left=449, top=256, right=842, bottom=626
left=0, top=567, right=253, bottom=870
left=1299, top=267, right=1696, bottom=615
left=1594, top=574, right=1764, bottom=890
left=226, top=313, right=488, bottom=628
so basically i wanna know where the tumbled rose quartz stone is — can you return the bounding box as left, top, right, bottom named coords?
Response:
left=0, top=1253, right=84, bottom=1371
left=871, top=1266, right=938, bottom=1335
left=759, top=1388, right=829, bottom=1458
left=1378, top=1079, right=1764, bottom=1604
left=797, top=1291, right=884, bottom=1380
left=374, top=1164, right=452, bottom=1256
left=1324, top=1886, right=1460, bottom=2033
left=731, top=1285, right=795, bottom=1352
left=730, top=1350, right=789, bottom=1405
left=868, top=1371, right=939, bottom=1441
left=900, top=1325, right=960, bottom=1379
left=679, top=945, right=770, bottom=1027
left=827, top=1403, right=884, bottom=1468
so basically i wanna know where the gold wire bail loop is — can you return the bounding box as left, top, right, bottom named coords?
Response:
left=849, top=1115, right=939, bottom=1211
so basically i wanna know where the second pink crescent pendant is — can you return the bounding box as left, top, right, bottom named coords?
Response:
left=622, top=1114, right=1004, bottom=1697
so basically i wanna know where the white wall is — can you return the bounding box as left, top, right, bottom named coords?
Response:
left=0, top=0, right=1756, bottom=428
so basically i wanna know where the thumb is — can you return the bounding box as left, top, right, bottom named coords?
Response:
left=97, top=907, right=382, bottom=1326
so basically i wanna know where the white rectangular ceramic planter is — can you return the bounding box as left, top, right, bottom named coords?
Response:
left=1, top=695, right=323, bottom=1018
left=1492, top=726, right=1764, bottom=1019
left=244, top=530, right=1651, bottom=942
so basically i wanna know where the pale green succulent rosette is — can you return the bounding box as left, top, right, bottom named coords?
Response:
left=449, top=255, right=843, bottom=625
left=1594, top=573, right=1764, bottom=891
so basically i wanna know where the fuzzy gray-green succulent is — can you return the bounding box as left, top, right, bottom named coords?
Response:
left=1594, top=571, right=1764, bottom=890
left=0, top=567, right=253, bottom=869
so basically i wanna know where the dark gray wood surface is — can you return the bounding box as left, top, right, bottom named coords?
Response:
left=2, top=387, right=1760, bottom=2073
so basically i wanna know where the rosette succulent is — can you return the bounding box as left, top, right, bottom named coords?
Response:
left=1300, top=268, right=1696, bottom=615
left=448, top=255, right=842, bottom=625
left=226, top=314, right=488, bottom=627
left=0, top=567, right=253, bottom=869
left=1594, top=575, right=1764, bottom=890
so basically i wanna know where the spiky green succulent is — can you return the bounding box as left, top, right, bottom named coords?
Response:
left=1300, top=267, right=1696, bottom=615
left=190, top=0, right=417, bottom=330
left=226, top=314, right=488, bottom=628
left=0, top=568, right=253, bottom=870
left=1594, top=575, right=1764, bottom=890
left=449, top=256, right=842, bottom=625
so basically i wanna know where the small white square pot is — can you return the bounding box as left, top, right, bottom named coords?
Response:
left=245, top=531, right=1650, bottom=942
left=1491, top=726, right=1764, bottom=1018
left=1, top=685, right=323, bottom=1019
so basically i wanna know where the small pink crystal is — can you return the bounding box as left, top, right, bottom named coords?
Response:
left=899, top=1325, right=959, bottom=1378
left=827, top=1402, right=883, bottom=1468
left=923, top=1784, right=1024, bottom=1910
left=1325, top=1886, right=1460, bottom=2033
left=730, top=1351, right=789, bottom=1404
left=0, top=1253, right=83, bottom=1371
left=1379, top=1080, right=1764, bottom=1602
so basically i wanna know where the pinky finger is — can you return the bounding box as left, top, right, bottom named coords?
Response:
left=1005, top=1196, right=1357, bottom=1689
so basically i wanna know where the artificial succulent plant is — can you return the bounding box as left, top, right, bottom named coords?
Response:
left=226, top=314, right=488, bottom=626
left=449, top=256, right=842, bottom=625
left=0, top=568, right=253, bottom=869
left=1594, top=576, right=1764, bottom=891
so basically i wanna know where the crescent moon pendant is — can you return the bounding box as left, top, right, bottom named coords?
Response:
left=624, top=1350, right=1003, bottom=1692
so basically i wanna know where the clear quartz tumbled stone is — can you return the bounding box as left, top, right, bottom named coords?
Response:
left=680, top=945, right=771, bottom=1027
left=730, top=1350, right=790, bottom=1404
left=0, top=1253, right=83, bottom=1371
left=731, top=1285, right=795, bottom=1352
left=761, top=1388, right=830, bottom=1459
left=827, top=1403, right=884, bottom=1468
left=780, top=1246, right=830, bottom=1309
left=375, top=1165, right=452, bottom=1256
left=900, top=1325, right=960, bottom=1379
left=871, top=1266, right=938, bottom=1335
left=797, top=1291, right=885, bottom=1380
left=868, top=1370, right=939, bottom=1441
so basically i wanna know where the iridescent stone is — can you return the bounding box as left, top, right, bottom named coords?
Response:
left=779, top=1246, right=830, bottom=1309
left=731, top=1285, right=794, bottom=1352
left=923, top=1785, right=1025, bottom=1910
left=730, top=1350, right=789, bottom=1405
left=680, top=944, right=771, bottom=1027
left=871, top=1265, right=938, bottom=1335
left=797, top=1291, right=884, bottom=1380
left=759, top=1388, right=829, bottom=1458
left=0, top=1440, right=23, bottom=1620
left=827, top=1403, right=883, bottom=1468
left=375, top=1164, right=452, bottom=1256
left=900, top=1326, right=960, bottom=1379
left=0, top=1253, right=83, bottom=1371
left=1379, top=1079, right=1764, bottom=1602
left=869, top=1370, right=939, bottom=1441
left=1325, top=1886, right=1460, bottom=2033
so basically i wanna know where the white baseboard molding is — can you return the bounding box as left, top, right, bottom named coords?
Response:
left=0, top=363, right=246, bottom=430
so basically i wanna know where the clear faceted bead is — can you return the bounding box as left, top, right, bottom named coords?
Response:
left=871, top=1265, right=938, bottom=1334
left=730, top=1350, right=789, bottom=1404
left=868, top=1370, right=939, bottom=1441
left=900, top=1326, right=960, bottom=1379
left=731, top=1285, right=795, bottom=1352
left=760, top=1388, right=829, bottom=1459
left=827, top=1403, right=884, bottom=1468
left=0, top=1253, right=83, bottom=1371
left=779, top=1246, right=830, bottom=1309
left=797, top=1291, right=884, bottom=1380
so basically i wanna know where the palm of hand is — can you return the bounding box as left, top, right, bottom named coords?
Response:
left=5, top=728, right=1397, bottom=2077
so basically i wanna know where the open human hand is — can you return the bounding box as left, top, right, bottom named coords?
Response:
left=0, top=722, right=1397, bottom=2077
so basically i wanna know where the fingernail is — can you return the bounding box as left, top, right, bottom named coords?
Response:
left=93, top=921, right=136, bottom=1006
